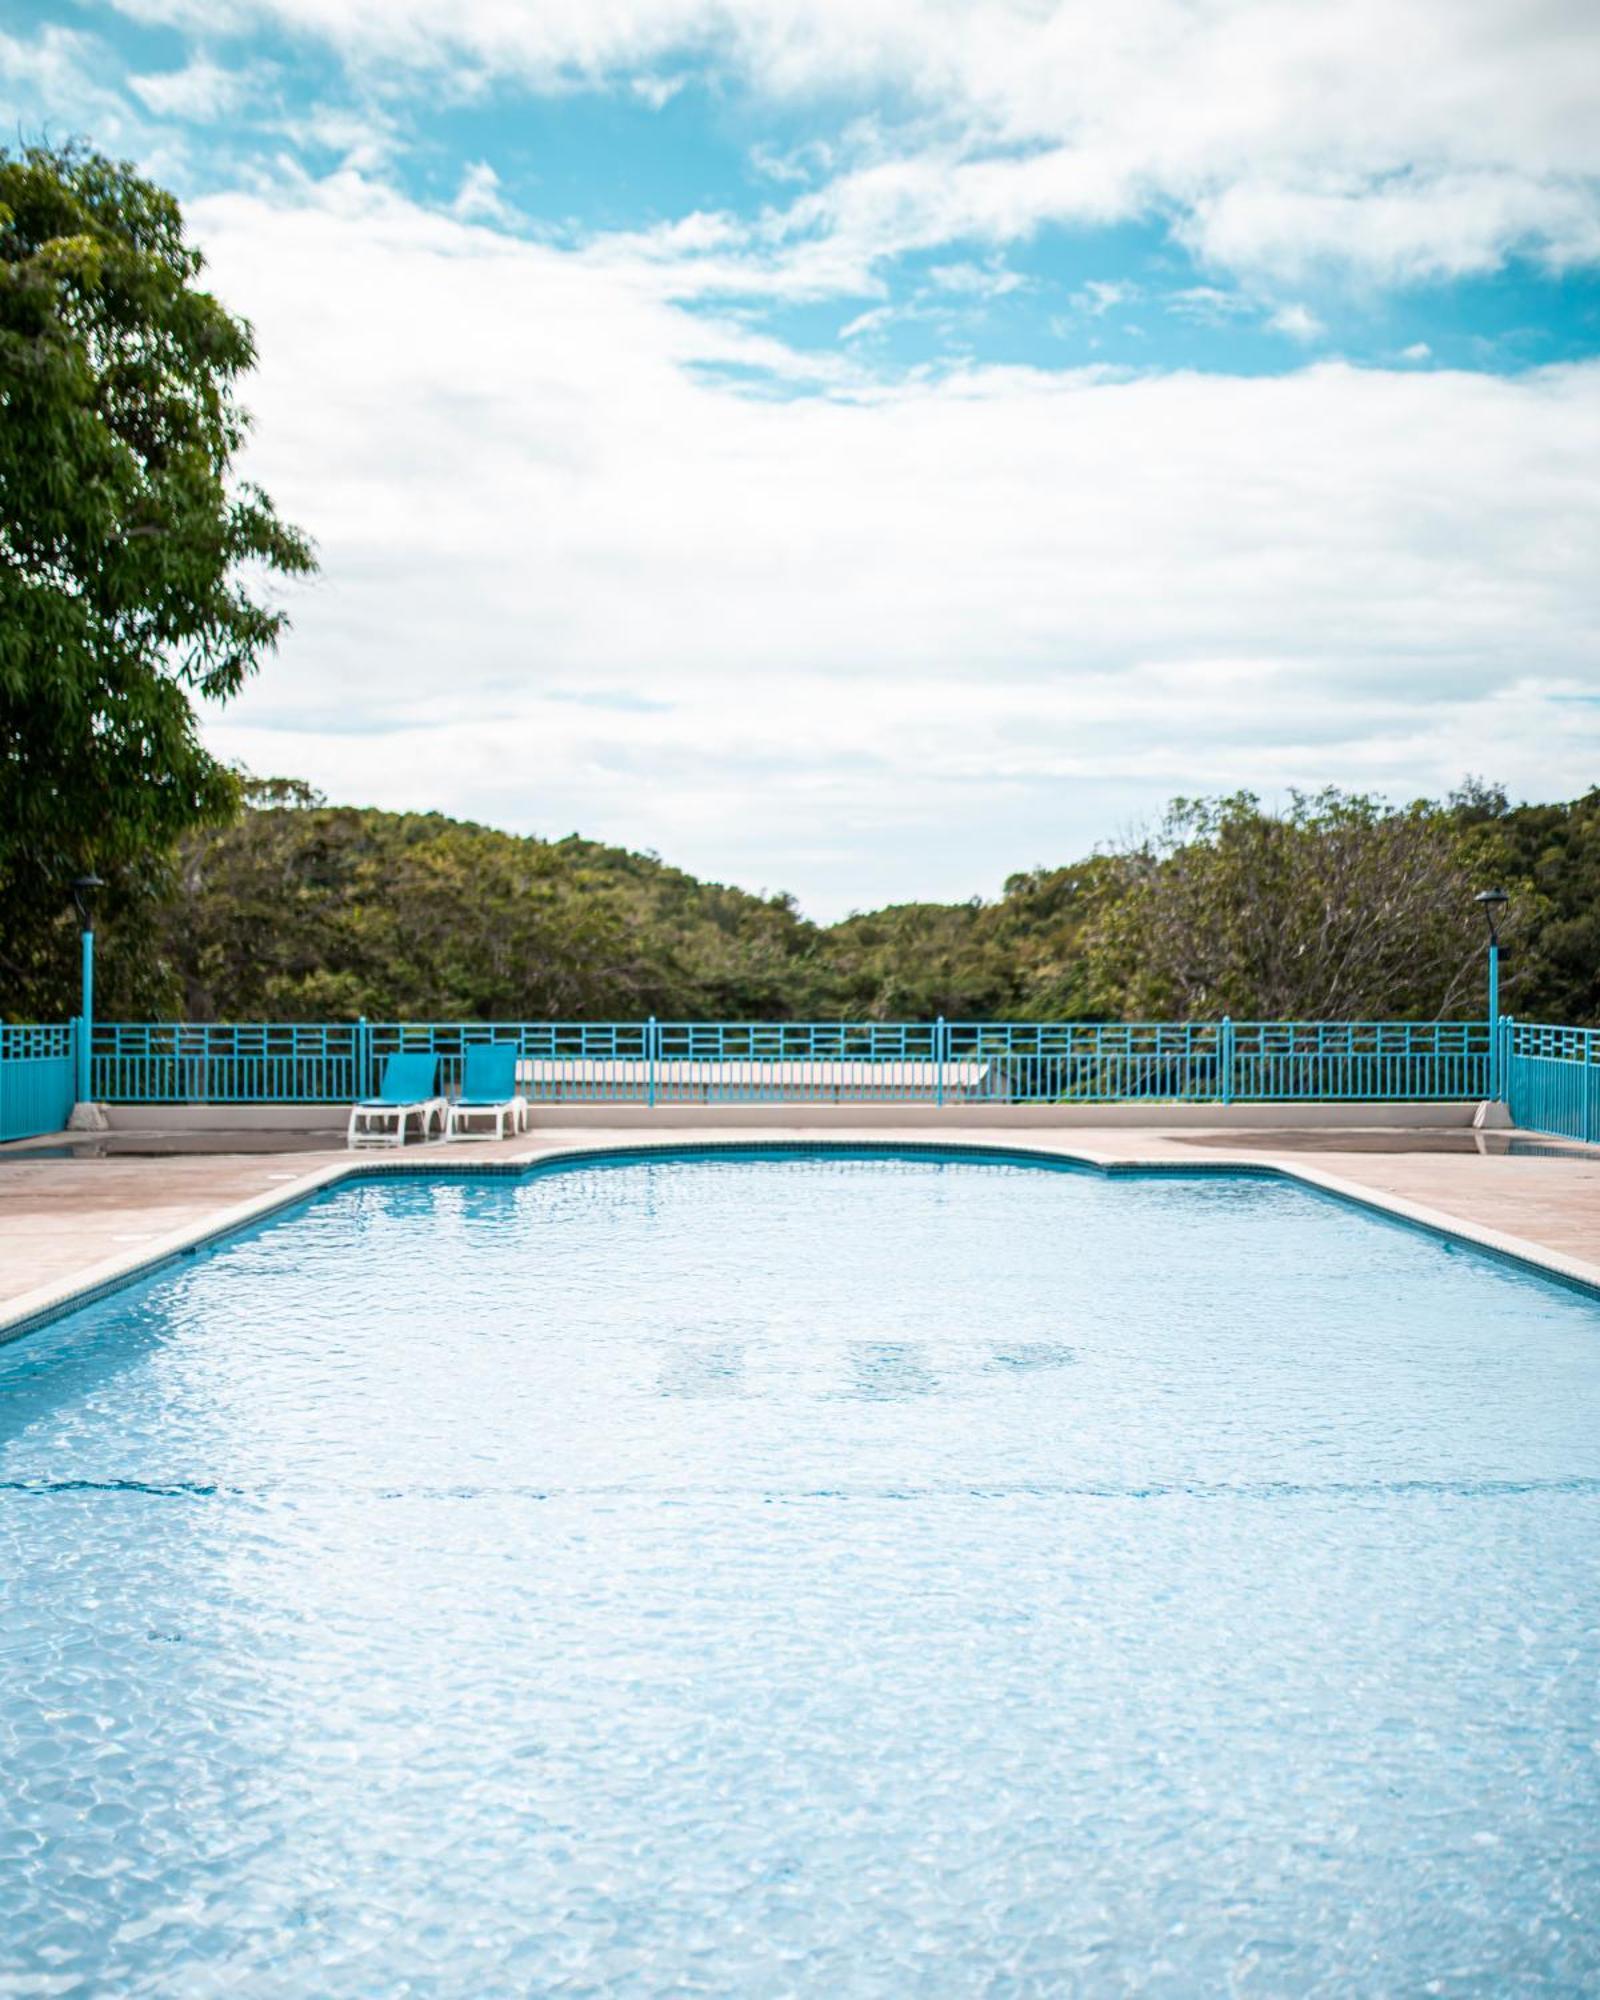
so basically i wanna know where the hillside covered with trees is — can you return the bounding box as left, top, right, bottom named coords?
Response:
left=11, top=778, right=1596, bottom=1028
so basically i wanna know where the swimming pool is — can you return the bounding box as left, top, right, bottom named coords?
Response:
left=3, top=1152, right=1598, bottom=1993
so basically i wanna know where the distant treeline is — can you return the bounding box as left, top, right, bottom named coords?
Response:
left=6, top=778, right=1598, bottom=1027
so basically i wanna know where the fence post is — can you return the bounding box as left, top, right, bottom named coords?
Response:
left=935, top=1016, right=945, bottom=1107
left=356, top=1016, right=370, bottom=1098
left=76, top=919, right=95, bottom=1105
left=1219, top=1016, right=1234, bottom=1106
left=647, top=1015, right=657, bottom=1108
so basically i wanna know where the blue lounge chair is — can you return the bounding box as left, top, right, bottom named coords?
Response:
left=446, top=1045, right=526, bottom=1142
left=347, top=1052, right=447, bottom=1148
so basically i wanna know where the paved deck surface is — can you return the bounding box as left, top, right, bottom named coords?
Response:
left=3, top=1122, right=1599, bottom=1337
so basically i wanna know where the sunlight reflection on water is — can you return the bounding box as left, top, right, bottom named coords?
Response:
left=3, top=1156, right=1599, bottom=1995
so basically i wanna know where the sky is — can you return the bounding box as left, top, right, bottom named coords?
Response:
left=4, top=1, right=1600, bottom=918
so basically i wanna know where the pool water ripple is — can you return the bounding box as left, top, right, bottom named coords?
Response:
left=3, top=1155, right=1599, bottom=1995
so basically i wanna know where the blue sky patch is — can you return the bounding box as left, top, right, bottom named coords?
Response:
left=3, top=0, right=1597, bottom=911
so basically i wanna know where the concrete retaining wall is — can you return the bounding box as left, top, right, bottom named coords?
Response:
left=98, top=1099, right=1482, bottom=1134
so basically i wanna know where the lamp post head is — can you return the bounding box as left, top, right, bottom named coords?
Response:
left=71, top=873, right=106, bottom=930
left=1474, top=887, right=1509, bottom=944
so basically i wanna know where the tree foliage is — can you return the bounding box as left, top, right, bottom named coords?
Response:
left=1485, top=789, right=1600, bottom=1026
left=0, top=143, right=314, bottom=1013
left=1077, top=789, right=1494, bottom=1020
left=45, top=777, right=1585, bottom=1028
left=150, top=789, right=830, bottom=1022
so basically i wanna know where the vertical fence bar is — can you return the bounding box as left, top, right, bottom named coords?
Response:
left=76, top=924, right=95, bottom=1105
left=1585, top=1025, right=1597, bottom=1146
left=1486, top=942, right=1501, bottom=1099
left=647, top=1015, right=657, bottom=1108
left=1219, top=1017, right=1234, bottom=1105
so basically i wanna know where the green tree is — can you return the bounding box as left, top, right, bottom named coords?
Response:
left=38, top=769, right=1600, bottom=1028
left=1481, top=788, right=1600, bottom=1025
left=152, top=793, right=836, bottom=1022
left=1077, top=790, right=1497, bottom=1020
left=0, top=143, right=314, bottom=1018
left=823, top=901, right=1019, bottom=1019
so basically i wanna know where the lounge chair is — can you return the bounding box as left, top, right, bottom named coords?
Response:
left=347, top=1052, right=447, bottom=1149
left=446, top=1045, right=526, bottom=1142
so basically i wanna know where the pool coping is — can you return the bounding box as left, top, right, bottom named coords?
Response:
left=4, top=1132, right=1600, bottom=1347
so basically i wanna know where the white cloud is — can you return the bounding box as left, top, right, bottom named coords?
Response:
left=749, top=137, right=836, bottom=187
left=0, top=23, right=144, bottom=142
left=839, top=304, right=894, bottom=340
left=189, top=173, right=1600, bottom=915
left=1186, top=169, right=1600, bottom=285
left=1267, top=302, right=1325, bottom=343
left=1165, top=285, right=1252, bottom=326
left=1073, top=279, right=1139, bottom=316
left=128, top=55, right=258, bottom=121
left=451, top=158, right=515, bottom=223
left=927, top=259, right=1024, bottom=297
left=630, top=72, right=686, bottom=108
left=1, top=22, right=104, bottom=93
left=100, top=0, right=1600, bottom=293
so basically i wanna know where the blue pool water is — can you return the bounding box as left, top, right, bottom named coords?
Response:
left=3, top=1153, right=1599, bottom=1995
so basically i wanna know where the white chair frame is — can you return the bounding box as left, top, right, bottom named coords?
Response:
left=444, top=1095, right=528, bottom=1143
left=347, top=1096, right=448, bottom=1149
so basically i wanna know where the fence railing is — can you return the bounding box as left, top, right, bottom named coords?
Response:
left=83, top=1017, right=1495, bottom=1108
left=0, top=1023, right=77, bottom=1143
left=7, top=1015, right=1599, bottom=1144
left=91, top=1021, right=364, bottom=1106
left=1505, top=1021, right=1600, bottom=1143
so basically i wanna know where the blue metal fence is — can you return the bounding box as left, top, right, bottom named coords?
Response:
left=1505, top=1021, right=1600, bottom=1143
left=0, top=1024, right=77, bottom=1142
left=83, top=1017, right=1494, bottom=1107
left=91, top=1021, right=364, bottom=1106
left=0, top=1014, right=1589, bottom=1141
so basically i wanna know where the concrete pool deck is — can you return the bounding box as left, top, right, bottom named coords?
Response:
left=2, top=1114, right=1599, bottom=1342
